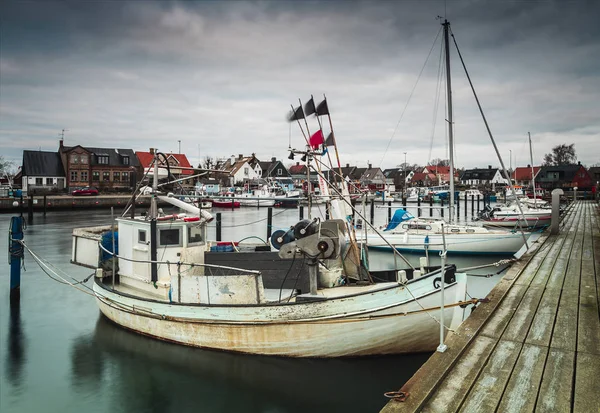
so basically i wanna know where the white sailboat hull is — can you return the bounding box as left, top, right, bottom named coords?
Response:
left=359, top=231, right=525, bottom=255
left=93, top=273, right=467, bottom=358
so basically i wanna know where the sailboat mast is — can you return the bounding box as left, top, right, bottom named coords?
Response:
left=528, top=132, right=537, bottom=208
left=150, top=148, right=158, bottom=283
left=443, top=19, right=455, bottom=223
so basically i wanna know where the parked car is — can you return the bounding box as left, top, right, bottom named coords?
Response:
left=72, top=186, right=99, bottom=196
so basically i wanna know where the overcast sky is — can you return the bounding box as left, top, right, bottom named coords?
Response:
left=1, top=0, right=599, bottom=172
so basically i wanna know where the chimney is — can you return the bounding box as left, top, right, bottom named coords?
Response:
left=296, top=162, right=299, bottom=166
left=346, top=163, right=350, bottom=168
left=488, top=165, right=492, bottom=169
left=230, top=155, right=235, bottom=164
left=527, top=164, right=530, bottom=168
left=238, top=154, right=243, bottom=160
left=271, top=157, right=276, bottom=162
left=59, top=138, right=64, bottom=151
left=368, top=163, right=372, bottom=169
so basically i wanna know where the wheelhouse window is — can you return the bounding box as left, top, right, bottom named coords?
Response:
left=138, top=230, right=147, bottom=244
left=188, top=225, right=204, bottom=245
left=159, top=228, right=181, bottom=246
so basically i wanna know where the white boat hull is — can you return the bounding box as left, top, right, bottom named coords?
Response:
left=359, top=231, right=525, bottom=255
left=93, top=272, right=467, bottom=357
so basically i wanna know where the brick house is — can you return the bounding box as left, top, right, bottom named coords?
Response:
left=59, top=139, right=139, bottom=192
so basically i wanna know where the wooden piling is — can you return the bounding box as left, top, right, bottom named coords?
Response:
left=216, top=212, right=222, bottom=241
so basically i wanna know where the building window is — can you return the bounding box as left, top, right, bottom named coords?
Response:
left=46, top=178, right=53, bottom=185
left=98, top=155, right=109, bottom=165
left=70, top=171, right=78, bottom=181
left=244, top=167, right=249, bottom=176
left=36, top=178, right=43, bottom=185
left=277, top=168, right=282, bottom=176
left=81, top=171, right=88, bottom=181
left=92, top=171, right=100, bottom=181
left=113, top=172, right=120, bottom=182
left=122, top=156, right=129, bottom=165
left=159, top=228, right=181, bottom=246
left=122, top=172, right=129, bottom=182
left=103, top=171, right=110, bottom=182
left=70, top=154, right=79, bottom=164
left=80, top=154, right=88, bottom=164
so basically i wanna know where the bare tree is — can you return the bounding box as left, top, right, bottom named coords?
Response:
left=427, top=158, right=450, bottom=167
left=199, top=156, right=216, bottom=170
left=0, top=156, right=14, bottom=175
left=542, top=143, right=577, bottom=166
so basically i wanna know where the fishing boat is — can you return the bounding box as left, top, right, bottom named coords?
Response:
left=355, top=20, right=530, bottom=256
left=70, top=150, right=470, bottom=358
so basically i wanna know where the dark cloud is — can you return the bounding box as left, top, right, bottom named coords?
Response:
left=1, top=0, right=599, bottom=169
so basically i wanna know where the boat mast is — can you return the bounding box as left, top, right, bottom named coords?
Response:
left=150, top=148, right=158, bottom=284
left=528, top=132, right=538, bottom=208
left=443, top=19, right=455, bottom=223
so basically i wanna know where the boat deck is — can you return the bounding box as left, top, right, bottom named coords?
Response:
left=381, top=200, right=600, bottom=413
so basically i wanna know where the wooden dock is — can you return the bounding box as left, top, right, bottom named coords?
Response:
left=381, top=200, right=600, bottom=413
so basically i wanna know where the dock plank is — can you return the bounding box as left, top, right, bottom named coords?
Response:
left=502, top=286, right=544, bottom=343
left=457, top=340, right=521, bottom=413
left=578, top=259, right=600, bottom=355
left=497, top=343, right=548, bottom=413
left=535, top=348, right=574, bottom=413
left=525, top=287, right=561, bottom=347
left=480, top=284, right=528, bottom=339
left=574, top=352, right=600, bottom=413
left=421, top=336, right=496, bottom=413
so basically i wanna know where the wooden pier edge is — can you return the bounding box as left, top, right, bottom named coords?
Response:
left=380, top=204, right=576, bottom=412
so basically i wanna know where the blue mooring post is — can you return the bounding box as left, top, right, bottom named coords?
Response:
left=9, top=216, right=25, bottom=301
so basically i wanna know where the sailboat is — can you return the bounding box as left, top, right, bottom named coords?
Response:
left=355, top=20, right=530, bottom=256
left=70, top=148, right=470, bottom=358
left=478, top=133, right=551, bottom=229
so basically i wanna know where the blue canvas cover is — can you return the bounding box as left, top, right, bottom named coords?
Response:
left=384, top=209, right=414, bottom=231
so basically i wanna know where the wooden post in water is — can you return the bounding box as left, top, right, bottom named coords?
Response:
left=477, top=195, right=481, bottom=214
left=267, top=207, right=273, bottom=240
left=9, top=216, right=24, bottom=302
left=370, top=200, right=375, bottom=225
left=464, top=193, right=468, bottom=217
left=299, top=206, right=304, bottom=220
left=27, top=196, right=33, bottom=225
left=429, top=196, right=433, bottom=217
left=471, top=195, right=475, bottom=217
left=388, top=201, right=392, bottom=223
left=417, top=197, right=421, bottom=217
left=43, top=194, right=47, bottom=216
left=441, top=199, right=444, bottom=218
left=216, top=212, right=222, bottom=241
left=455, top=195, right=459, bottom=220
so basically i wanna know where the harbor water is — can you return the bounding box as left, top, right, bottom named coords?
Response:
left=0, top=202, right=521, bottom=413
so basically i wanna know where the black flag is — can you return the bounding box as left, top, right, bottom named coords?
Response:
left=324, top=132, right=335, bottom=146
left=287, top=105, right=305, bottom=122
left=304, top=97, right=316, bottom=116
left=316, top=99, right=329, bottom=116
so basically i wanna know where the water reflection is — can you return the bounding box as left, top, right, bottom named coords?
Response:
left=5, top=299, right=26, bottom=388
left=71, top=315, right=429, bottom=413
